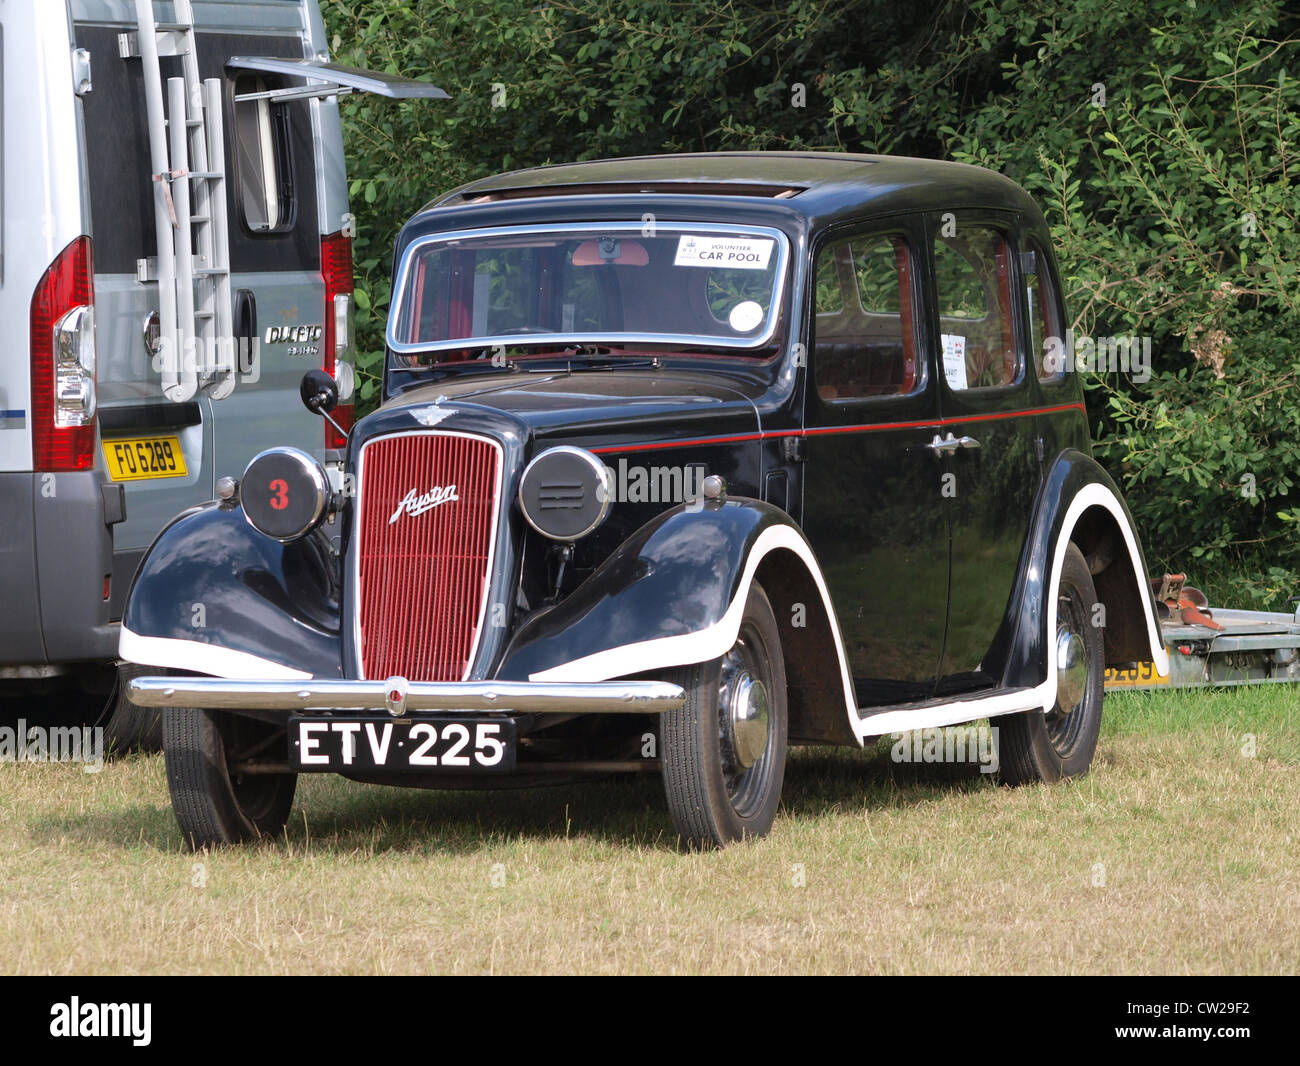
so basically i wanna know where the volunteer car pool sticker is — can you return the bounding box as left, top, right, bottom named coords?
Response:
left=941, top=333, right=968, bottom=390
left=674, top=235, right=774, bottom=270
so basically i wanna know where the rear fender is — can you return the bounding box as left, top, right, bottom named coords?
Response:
left=1001, top=451, right=1168, bottom=690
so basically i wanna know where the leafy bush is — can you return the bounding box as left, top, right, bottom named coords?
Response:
left=321, top=0, right=1300, bottom=600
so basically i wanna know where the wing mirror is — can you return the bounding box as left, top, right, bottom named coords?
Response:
left=299, top=369, right=350, bottom=442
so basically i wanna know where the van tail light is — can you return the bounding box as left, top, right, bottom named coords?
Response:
left=321, top=230, right=355, bottom=450
left=31, top=236, right=97, bottom=471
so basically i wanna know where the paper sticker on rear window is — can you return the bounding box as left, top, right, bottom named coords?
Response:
left=942, top=333, right=968, bottom=390
left=675, top=235, right=774, bottom=270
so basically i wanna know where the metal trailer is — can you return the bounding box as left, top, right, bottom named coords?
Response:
left=1104, top=604, right=1300, bottom=691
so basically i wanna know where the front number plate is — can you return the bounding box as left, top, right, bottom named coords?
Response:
left=289, top=716, right=517, bottom=773
left=103, top=434, right=188, bottom=481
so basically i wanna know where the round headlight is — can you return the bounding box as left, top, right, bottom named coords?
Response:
left=240, top=447, right=331, bottom=542
left=518, top=446, right=612, bottom=541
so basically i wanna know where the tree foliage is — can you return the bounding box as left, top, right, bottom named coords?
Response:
left=321, top=0, right=1300, bottom=598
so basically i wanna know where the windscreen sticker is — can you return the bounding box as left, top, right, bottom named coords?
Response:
left=728, top=301, right=765, bottom=332
left=674, top=235, right=774, bottom=270
left=941, top=333, right=968, bottom=390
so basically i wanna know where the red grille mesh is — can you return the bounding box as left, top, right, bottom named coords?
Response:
left=356, top=433, right=499, bottom=681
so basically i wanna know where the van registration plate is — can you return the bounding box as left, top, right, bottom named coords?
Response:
left=103, top=435, right=188, bottom=481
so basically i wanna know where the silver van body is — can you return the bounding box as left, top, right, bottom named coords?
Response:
left=0, top=0, right=436, bottom=690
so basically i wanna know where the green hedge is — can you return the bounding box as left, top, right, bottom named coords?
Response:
left=321, top=0, right=1299, bottom=603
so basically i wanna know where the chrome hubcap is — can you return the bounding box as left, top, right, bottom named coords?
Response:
left=1055, top=626, right=1086, bottom=713
left=727, top=674, right=770, bottom=769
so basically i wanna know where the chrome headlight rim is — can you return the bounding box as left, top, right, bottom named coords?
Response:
left=517, top=445, right=613, bottom=542
left=240, top=446, right=332, bottom=543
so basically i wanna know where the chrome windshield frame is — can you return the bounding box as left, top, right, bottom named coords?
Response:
left=385, top=221, right=791, bottom=359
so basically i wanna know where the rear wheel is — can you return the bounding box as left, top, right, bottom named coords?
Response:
left=163, top=707, right=296, bottom=848
left=660, top=582, right=788, bottom=848
left=1000, top=542, right=1104, bottom=785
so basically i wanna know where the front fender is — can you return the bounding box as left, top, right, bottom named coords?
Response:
left=498, top=498, right=856, bottom=720
left=119, top=503, right=342, bottom=680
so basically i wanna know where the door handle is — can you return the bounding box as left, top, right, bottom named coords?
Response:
left=926, top=432, right=981, bottom=453
left=235, top=289, right=257, bottom=375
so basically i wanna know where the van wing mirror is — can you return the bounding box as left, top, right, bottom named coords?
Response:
left=227, top=57, right=450, bottom=103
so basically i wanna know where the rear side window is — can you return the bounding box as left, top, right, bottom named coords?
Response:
left=934, top=226, right=1017, bottom=390
left=1025, top=243, right=1065, bottom=382
left=813, top=234, right=918, bottom=402
left=234, top=75, right=294, bottom=233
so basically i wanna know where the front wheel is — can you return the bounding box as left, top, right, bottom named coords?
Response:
left=660, top=582, right=788, bottom=848
left=163, top=708, right=296, bottom=848
left=999, top=542, right=1105, bottom=785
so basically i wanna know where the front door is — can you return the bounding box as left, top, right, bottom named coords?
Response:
left=801, top=222, right=949, bottom=707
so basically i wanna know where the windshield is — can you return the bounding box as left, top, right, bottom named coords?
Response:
left=387, top=223, right=788, bottom=364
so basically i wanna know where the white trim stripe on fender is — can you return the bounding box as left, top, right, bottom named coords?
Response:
left=531, top=483, right=1168, bottom=746
left=529, top=524, right=861, bottom=723
left=856, top=482, right=1169, bottom=741
left=118, top=626, right=312, bottom=681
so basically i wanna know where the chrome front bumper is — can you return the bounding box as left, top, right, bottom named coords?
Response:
left=127, top=676, right=685, bottom=715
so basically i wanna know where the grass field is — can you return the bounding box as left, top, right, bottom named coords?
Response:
left=1, top=684, right=1296, bottom=975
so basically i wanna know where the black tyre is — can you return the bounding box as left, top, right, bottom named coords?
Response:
left=661, top=582, right=788, bottom=848
left=1000, top=542, right=1104, bottom=785
left=101, top=663, right=165, bottom=754
left=163, top=707, right=296, bottom=848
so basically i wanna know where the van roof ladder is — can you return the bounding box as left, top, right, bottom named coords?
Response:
left=122, top=0, right=236, bottom=402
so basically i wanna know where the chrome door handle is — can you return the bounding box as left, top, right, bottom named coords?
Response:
left=926, top=432, right=981, bottom=453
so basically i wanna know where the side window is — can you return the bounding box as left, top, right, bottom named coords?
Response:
left=933, top=225, right=1017, bottom=390
left=233, top=75, right=293, bottom=233
left=813, top=234, right=917, bottom=402
left=1025, top=243, right=1065, bottom=382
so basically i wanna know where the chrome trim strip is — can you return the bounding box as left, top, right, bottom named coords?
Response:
left=352, top=429, right=505, bottom=682
left=386, top=221, right=791, bottom=355
left=127, top=677, right=686, bottom=714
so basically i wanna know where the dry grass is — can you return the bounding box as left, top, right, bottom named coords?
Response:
left=1, top=685, right=1296, bottom=974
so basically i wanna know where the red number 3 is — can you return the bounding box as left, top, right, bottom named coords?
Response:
left=269, top=479, right=289, bottom=511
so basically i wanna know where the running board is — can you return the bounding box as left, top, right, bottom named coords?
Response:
left=857, top=686, right=1043, bottom=736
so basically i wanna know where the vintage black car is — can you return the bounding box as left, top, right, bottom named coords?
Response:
left=121, top=152, right=1168, bottom=849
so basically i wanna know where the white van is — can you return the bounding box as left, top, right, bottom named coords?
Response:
left=0, top=0, right=441, bottom=740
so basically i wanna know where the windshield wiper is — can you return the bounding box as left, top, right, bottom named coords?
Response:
left=564, top=356, right=662, bottom=372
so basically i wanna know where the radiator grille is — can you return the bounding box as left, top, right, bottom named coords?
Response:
left=355, top=432, right=501, bottom=681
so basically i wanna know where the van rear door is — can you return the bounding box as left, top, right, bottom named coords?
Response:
left=76, top=13, right=444, bottom=619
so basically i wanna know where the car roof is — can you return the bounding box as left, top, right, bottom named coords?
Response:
left=419, top=151, right=1040, bottom=229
